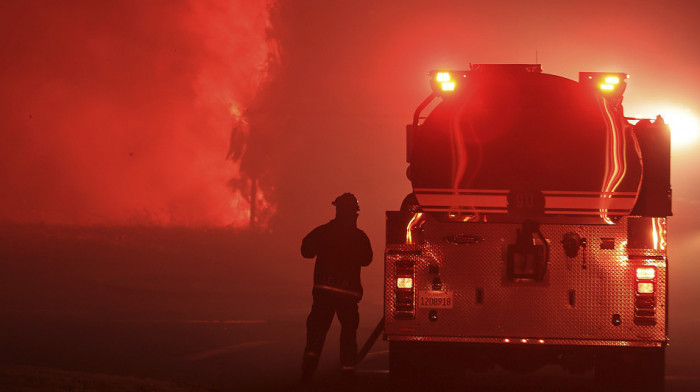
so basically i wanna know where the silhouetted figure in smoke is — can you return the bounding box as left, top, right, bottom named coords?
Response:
left=300, top=193, right=373, bottom=384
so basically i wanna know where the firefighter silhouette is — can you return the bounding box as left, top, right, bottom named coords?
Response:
left=300, top=193, right=373, bottom=382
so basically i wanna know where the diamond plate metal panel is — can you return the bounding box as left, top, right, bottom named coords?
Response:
left=385, top=214, right=667, bottom=346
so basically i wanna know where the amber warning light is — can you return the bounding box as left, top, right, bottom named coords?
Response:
left=436, top=72, right=450, bottom=82
left=435, top=72, right=455, bottom=91
left=430, top=70, right=467, bottom=94
left=579, top=72, right=628, bottom=95
left=600, top=76, right=620, bottom=91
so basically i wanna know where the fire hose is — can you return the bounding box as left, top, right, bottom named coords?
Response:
left=357, top=316, right=385, bottom=363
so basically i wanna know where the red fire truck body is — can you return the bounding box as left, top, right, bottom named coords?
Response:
left=384, top=64, right=670, bottom=390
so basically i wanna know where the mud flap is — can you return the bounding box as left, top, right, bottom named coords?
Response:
left=390, top=342, right=465, bottom=392
left=594, top=347, right=665, bottom=392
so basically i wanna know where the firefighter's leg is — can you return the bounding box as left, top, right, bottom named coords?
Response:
left=302, top=293, right=335, bottom=382
left=336, top=296, right=360, bottom=371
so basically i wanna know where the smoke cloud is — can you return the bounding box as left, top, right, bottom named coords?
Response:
left=0, top=0, right=277, bottom=226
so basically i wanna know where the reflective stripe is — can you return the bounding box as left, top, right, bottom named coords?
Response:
left=423, top=208, right=629, bottom=216
left=341, top=366, right=356, bottom=370
left=416, top=193, right=508, bottom=208
left=422, top=207, right=508, bottom=213
left=415, top=188, right=508, bottom=194
left=314, top=284, right=361, bottom=297
left=545, top=196, right=635, bottom=210
left=414, top=188, right=637, bottom=216
left=543, top=190, right=636, bottom=196
left=416, top=188, right=636, bottom=196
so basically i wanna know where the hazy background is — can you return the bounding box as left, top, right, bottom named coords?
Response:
left=1, top=0, right=699, bottom=389
left=2, top=0, right=699, bottom=235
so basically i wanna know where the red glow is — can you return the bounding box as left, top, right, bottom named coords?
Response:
left=0, top=1, right=277, bottom=227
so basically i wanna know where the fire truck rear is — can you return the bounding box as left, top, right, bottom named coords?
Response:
left=384, top=64, right=671, bottom=391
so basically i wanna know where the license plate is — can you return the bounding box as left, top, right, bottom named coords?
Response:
left=417, top=290, right=454, bottom=308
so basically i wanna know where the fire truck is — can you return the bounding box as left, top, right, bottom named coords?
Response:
left=384, top=64, right=671, bottom=391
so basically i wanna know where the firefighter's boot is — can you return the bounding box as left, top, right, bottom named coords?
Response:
left=301, top=352, right=319, bottom=384
left=340, top=366, right=356, bottom=390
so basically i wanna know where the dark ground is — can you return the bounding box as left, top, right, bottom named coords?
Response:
left=1, top=225, right=698, bottom=391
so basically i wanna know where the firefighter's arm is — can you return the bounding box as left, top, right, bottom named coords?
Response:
left=301, top=227, right=320, bottom=259
left=358, top=231, right=373, bottom=266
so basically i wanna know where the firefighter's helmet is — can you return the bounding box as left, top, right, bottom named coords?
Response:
left=332, top=193, right=360, bottom=211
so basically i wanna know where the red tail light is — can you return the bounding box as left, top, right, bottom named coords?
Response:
left=397, top=277, right=413, bottom=289
left=395, top=260, right=415, bottom=319
left=634, top=266, right=657, bottom=325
